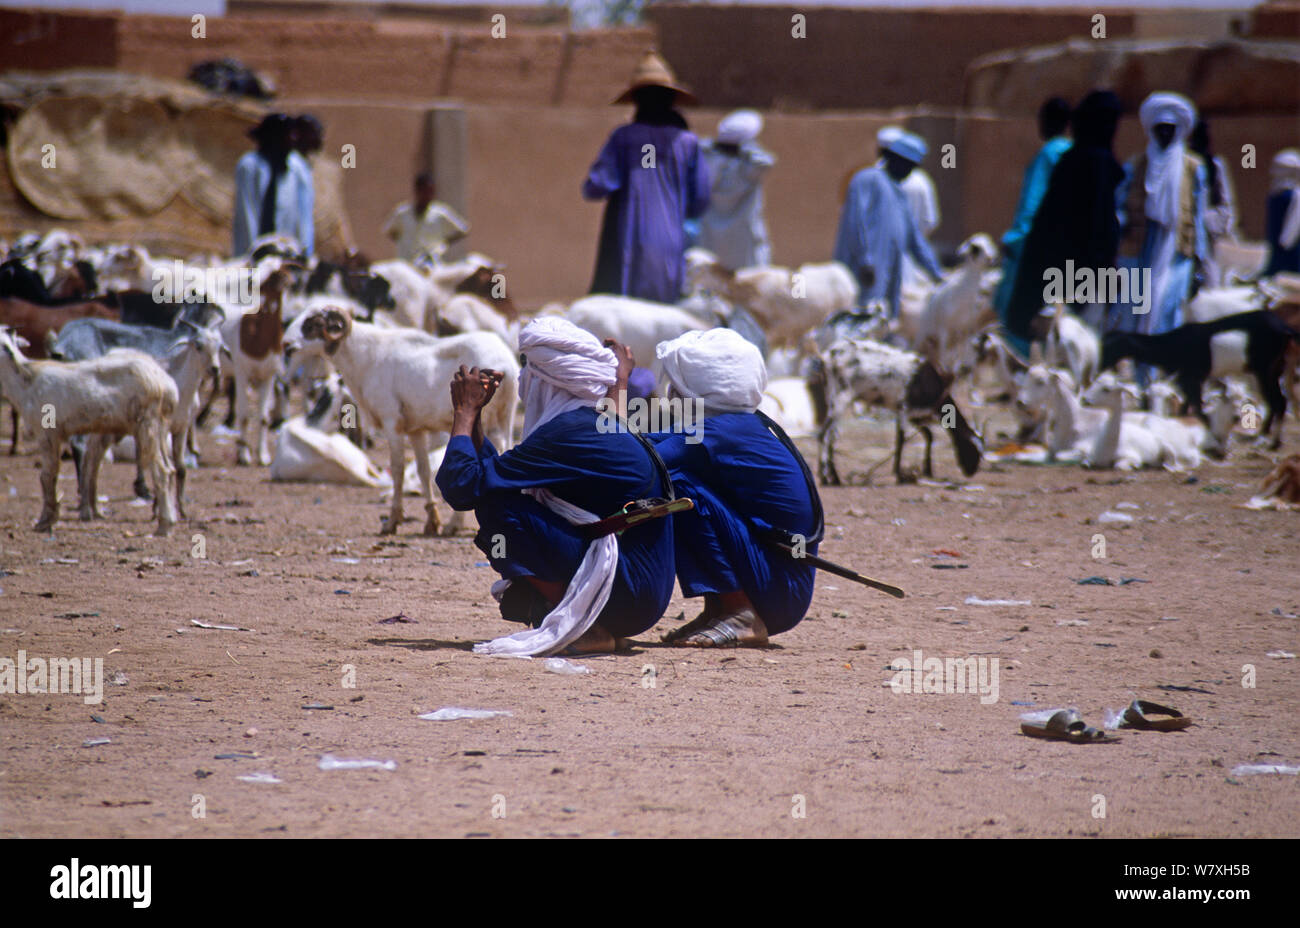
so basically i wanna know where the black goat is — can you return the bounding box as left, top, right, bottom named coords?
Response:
left=1100, top=309, right=1300, bottom=448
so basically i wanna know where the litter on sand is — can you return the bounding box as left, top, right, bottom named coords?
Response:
left=376, top=613, right=417, bottom=625
left=191, top=619, right=250, bottom=631
left=1266, top=650, right=1296, bottom=659
left=1230, top=764, right=1300, bottom=776
left=237, top=772, right=282, bottom=784
left=318, top=754, right=397, bottom=771
left=419, top=708, right=513, bottom=721
left=543, top=658, right=591, bottom=675
left=82, top=737, right=111, bottom=747
left=966, top=596, right=1031, bottom=607
left=1075, top=576, right=1112, bottom=585
left=1097, top=510, right=1134, bottom=524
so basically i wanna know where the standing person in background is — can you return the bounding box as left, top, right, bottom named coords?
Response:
left=583, top=50, right=710, bottom=303
left=232, top=113, right=313, bottom=257
left=1264, top=149, right=1300, bottom=277
left=993, top=97, right=1072, bottom=358
left=1189, top=118, right=1238, bottom=287
left=1114, top=92, right=1207, bottom=388
left=384, top=172, right=470, bottom=264
left=1005, top=91, right=1125, bottom=348
left=698, top=109, right=774, bottom=271
left=833, top=127, right=943, bottom=317
left=293, top=113, right=353, bottom=259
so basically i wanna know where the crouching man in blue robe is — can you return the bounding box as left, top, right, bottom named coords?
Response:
left=435, top=317, right=675, bottom=656
left=649, top=328, right=822, bottom=647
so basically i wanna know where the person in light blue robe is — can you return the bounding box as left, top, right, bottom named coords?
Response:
left=698, top=109, right=774, bottom=270
left=833, top=128, right=942, bottom=316
left=231, top=113, right=314, bottom=258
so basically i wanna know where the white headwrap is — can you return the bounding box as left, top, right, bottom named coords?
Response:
left=474, top=316, right=620, bottom=658
left=1138, top=92, right=1197, bottom=228
left=656, top=327, right=768, bottom=414
left=516, top=316, right=618, bottom=440
left=717, top=109, right=763, bottom=146
left=1272, top=149, right=1300, bottom=251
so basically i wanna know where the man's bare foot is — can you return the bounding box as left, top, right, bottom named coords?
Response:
left=564, top=623, right=617, bottom=654
left=660, top=596, right=722, bottom=643
left=670, top=608, right=769, bottom=648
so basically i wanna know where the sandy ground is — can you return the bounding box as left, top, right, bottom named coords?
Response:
left=0, top=396, right=1297, bottom=839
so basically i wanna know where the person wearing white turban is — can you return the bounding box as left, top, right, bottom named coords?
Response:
left=1113, top=92, right=1208, bottom=384
left=649, top=328, right=823, bottom=647
left=436, top=317, right=675, bottom=656
left=1265, top=148, right=1300, bottom=276
left=697, top=109, right=775, bottom=271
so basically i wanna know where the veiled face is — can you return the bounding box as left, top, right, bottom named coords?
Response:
left=1153, top=123, right=1177, bottom=150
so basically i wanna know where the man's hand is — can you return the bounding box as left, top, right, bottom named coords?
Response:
left=603, top=339, right=635, bottom=386
left=450, top=365, right=503, bottom=414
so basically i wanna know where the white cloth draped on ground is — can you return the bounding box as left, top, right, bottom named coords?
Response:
left=474, top=317, right=621, bottom=657
left=656, top=327, right=767, bottom=414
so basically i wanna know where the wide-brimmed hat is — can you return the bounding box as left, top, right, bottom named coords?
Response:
left=613, top=50, right=696, bottom=106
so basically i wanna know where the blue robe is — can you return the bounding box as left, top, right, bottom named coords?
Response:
left=1265, top=189, right=1300, bottom=276
left=994, top=136, right=1072, bottom=356
left=435, top=407, right=675, bottom=638
left=583, top=122, right=711, bottom=303
left=651, top=413, right=819, bottom=635
left=833, top=165, right=942, bottom=316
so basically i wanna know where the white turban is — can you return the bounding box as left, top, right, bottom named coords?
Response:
left=475, top=316, right=620, bottom=659
left=1138, top=92, right=1197, bottom=228
left=1272, top=149, right=1300, bottom=251
left=516, top=316, right=617, bottom=440
left=656, top=327, right=768, bottom=415
left=717, top=109, right=763, bottom=146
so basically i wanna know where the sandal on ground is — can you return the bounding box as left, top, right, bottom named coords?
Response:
left=1020, top=708, right=1120, bottom=743
left=1120, top=699, right=1194, bottom=732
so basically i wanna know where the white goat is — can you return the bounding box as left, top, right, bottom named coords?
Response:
left=564, top=295, right=708, bottom=387
left=915, top=233, right=998, bottom=373
left=816, top=337, right=983, bottom=484
left=80, top=324, right=226, bottom=521
left=0, top=330, right=177, bottom=535
left=282, top=305, right=519, bottom=535
left=369, top=259, right=444, bottom=331
left=686, top=248, right=858, bottom=350
left=1042, top=305, right=1100, bottom=388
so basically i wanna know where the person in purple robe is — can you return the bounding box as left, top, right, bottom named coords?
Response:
left=583, top=51, right=710, bottom=304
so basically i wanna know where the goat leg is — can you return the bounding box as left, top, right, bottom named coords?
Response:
left=817, top=418, right=841, bottom=486
left=921, top=424, right=934, bottom=478
left=382, top=431, right=404, bottom=535
left=35, top=439, right=59, bottom=532
left=410, top=430, right=442, bottom=536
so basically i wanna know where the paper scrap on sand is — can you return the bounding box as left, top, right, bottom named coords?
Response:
left=1231, top=764, right=1300, bottom=776
left=237, top=772, right=282, bottom=784
left=419, top=708, right=513, bottom=721
left=965, top=596, right=1031, bottom=607
left=318, top=754, right=396, bottom=771
left=192, top=619, right=250, bottom=631
left=543, top=658, right=590, bottom=675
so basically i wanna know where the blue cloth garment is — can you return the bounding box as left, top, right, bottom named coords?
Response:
left=994, top=136, right=1072, bottom=357
left=232, top=150, right=315, bottom=257
left=651, top=412, right=819, bottom=635
left=584, top=121, right=711, bottom=303
left=833, top=165, right=942, bottom=316
left=435, top=407, right=675, bottom=638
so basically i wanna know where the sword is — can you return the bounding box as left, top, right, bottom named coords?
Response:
left=761, top=534, right=906, bottom=599
left=584, top=498, right=695, bottom=539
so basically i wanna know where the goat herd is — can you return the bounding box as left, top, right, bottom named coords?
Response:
left=1, top=227, right=1299, bottom=544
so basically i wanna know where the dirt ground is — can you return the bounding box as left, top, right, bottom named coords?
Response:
left=0, top=396, right=1297, bottom=839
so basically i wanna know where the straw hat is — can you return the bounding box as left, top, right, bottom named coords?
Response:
left=613, top=50, right=696, bottom=106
